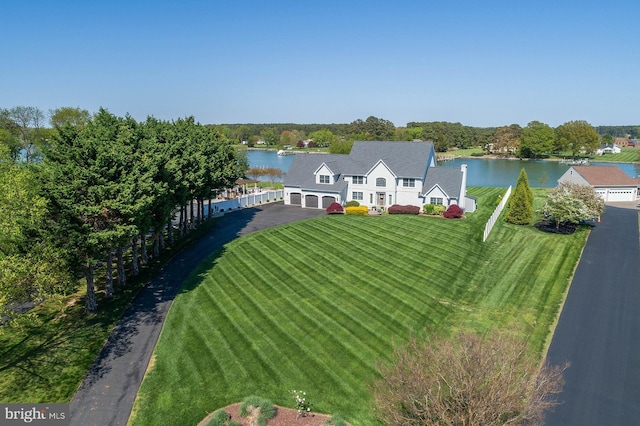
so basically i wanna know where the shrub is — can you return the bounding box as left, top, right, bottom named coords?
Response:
left=345, top=200, right=360, bottom=207
left=443, top=204, right=464, bottom=219
left=326, top=202, right=344, bottom=214
left=388, top=204, right=420, bottom=215
left=423, top=204, right=435, bottom=215
left=433, top=205, right=446, bottom=215
left=205, top=410, right=240, bottom=426
left=325, top=414, right=348, bottom=426
left=239, top=396, right=275, bottom=426
left=345, top=206, right=368, bottom=216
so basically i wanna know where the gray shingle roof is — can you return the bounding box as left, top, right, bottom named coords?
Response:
left=422, top=167, right=463, bottom=200
left=282, top=153, right=349, bottom=193
left=283, top=141, right=438, bottom=193
left=348, top=141, right=435, bottom=177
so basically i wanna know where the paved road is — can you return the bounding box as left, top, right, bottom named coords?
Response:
left=69, top=203, right=326, bottom=426
left=545, top=204, right=640, bottom=425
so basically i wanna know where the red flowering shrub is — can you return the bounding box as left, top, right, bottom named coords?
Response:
left=388, top=204, right=421, bottom=215
left=326, top=202, right=344, bottom=214
left=443, top=204, right=464, bottom=219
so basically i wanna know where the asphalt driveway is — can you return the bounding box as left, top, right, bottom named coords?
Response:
left=69, top=202, right=326, bottom=426
left=545, top=204, right=640, bottom=425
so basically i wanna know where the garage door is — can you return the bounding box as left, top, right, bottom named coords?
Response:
left=322, top=196, right=336, bottom=208
left=607, top=189, right=634, bottom=202
left=305, top=194, right=318, bottom=208
left=290, top=192, right=301, bottom=205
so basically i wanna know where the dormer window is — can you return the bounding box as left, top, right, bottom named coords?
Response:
left=319, top=175, right=331, bottom=184
left=376, top=177, right=386, bottom=187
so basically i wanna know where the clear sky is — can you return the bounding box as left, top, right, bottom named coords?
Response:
left=2, top=0, right=638, bottom=127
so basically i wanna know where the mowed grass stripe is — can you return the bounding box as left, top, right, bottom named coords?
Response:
left=267, top=228, right=427, bottom=330
left=268, top=226, right=439, bottom=335
left=236, top=239, right=391, bottom=366
left=225, top=241, right=377, bottom=392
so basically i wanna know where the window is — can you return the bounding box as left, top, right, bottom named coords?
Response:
left=376, top=177, right=386, bottom=187
left=352, top=192, right=363, bottom=200
left=352, top=176, right=364, bottom=184
left=388, top=195, right=392, bottom=205
left=430, top=197, right=443, bottom=205
left=319, top=175, right=330, bottom=184
left=402, top=178, right=416, bottom=187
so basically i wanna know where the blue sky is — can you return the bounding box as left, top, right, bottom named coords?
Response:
left=2, top=0, right=638, bottom=127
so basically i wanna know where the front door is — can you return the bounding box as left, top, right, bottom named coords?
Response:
left=376, top=192, right=385, bottom=206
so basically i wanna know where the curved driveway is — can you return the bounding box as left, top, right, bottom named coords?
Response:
left=545, top=204, right=640, bottom=425
left=69, top=202, right=326, bottom=426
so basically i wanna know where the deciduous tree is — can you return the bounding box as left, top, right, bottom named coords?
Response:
left=521, top=121, right=555, bottom=158
left=539, top=181, right=605, bottom=230
left=372, top=330, right=567, bottom=426
left=555, top=120, right=599, bottom=158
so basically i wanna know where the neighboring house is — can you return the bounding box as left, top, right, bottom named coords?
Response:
left=595, top=144, right=621, bottom=155
left=283, top=141, right=473, bottom=211
left=557, top=165, right=639, bottom=202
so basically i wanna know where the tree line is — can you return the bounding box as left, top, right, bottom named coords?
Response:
left=1, top=106, right=246, bottom=315
left=220, top=116, right=638, bottom=158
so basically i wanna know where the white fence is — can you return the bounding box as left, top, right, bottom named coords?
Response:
left=483, top=186, right=512, bottom=242
left=205, top=189, right=284, bottom=214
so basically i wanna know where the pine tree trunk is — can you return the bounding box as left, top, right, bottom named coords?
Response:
left=117, top=247, right=126, bottom=287
left=183, top=203, right=189, bottom=234
left=208, top=197, right=213, bottom=219
left=159, top=229, right=165, bottom=251
left=141, top=233, right=148, bottom=265
left=190, top=200, right=195, bottom=230
left=167, top=220, right=174, bottom=245
left=105, top=251, right=114, bottom=298
left=131, top=236, right=140, bottom=276
left=153, top=230, right=160, bottom=257
left=178, top=206, right=185, bottom=238
left=85, top=259, right=97, bottom=312
left=200, top=199, right=205, bottom=224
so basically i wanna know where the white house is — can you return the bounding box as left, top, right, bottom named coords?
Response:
left=557, top=165, right=639, bottom=202
left=283, top=141, right=473, bottom=211
left=595, top=144, right=621, bottom=155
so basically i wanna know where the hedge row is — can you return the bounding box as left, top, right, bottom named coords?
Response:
left=346, top=206, right=369, bottom=216
left=388, top=204, right=420, bottom=215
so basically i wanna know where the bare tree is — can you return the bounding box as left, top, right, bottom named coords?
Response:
left=371, top=330, right=567, bottom=426
left=6, top=106, right=46, bottom=162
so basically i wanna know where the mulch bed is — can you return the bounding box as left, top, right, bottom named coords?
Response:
left=534, top=220, right=579, bottom=234
left=197, top=403, right=337, bottom=426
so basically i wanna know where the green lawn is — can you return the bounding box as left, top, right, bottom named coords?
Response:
left=590, top=148, right=640, bottom=163
left=130, top=188, right=587, bottom=425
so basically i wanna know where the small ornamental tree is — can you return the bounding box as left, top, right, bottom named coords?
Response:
left=372, top=330, right=567, bottom=426
left=539, top=182, right=605, bottom=230
left=505, top=168, right=534, bottom=225
left=443, top=204, right=463, bottom=218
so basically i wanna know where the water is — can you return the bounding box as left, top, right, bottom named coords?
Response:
left=246, top=150, right=639, bottom=188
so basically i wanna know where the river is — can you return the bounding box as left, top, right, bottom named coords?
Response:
left=246, top=150, right=640, bottom=188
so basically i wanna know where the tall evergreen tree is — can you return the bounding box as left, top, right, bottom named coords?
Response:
left=505, top=168, right=534, bottom=225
